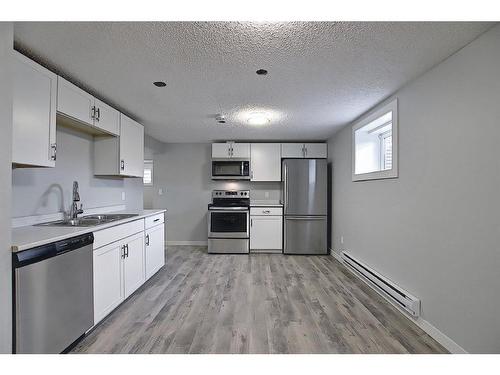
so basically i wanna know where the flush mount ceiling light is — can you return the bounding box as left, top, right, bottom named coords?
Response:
left=153, top=81, right=166, bottom=87
left=247, top=112, right=270, bottom=126
left=256, top=69, right=268, bottom=76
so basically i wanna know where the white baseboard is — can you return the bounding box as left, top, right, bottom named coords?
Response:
left=167, top=241, right=208, bottom=246
left=329, top=248, right=467, bottom=354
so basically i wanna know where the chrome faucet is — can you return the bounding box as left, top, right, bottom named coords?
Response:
left=69, top=181, right=84, bottom=219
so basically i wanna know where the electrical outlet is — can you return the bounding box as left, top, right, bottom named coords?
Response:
left=340, top=236, right=344, bottom=244
left=121, top=191, right=126, bottom=201
left=158, top=188, right=163, bottom=196
left=264, top=191, right=270, bottom=198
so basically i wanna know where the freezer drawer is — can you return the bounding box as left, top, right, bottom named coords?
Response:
left=284, top=216, right=327, bottom=255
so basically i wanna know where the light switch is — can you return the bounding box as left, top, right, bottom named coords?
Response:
left=158, top=188, right=163, bottom=196
left=121, top=191, right=126, bottom=201
left=340, top=236, right=344, bottom=244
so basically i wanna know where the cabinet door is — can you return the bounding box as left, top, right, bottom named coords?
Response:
left=123, top=232, right=146, bottom=298
left=281, top=143, right=304, bottom=158
left=304, top=143, right=327, bottom=158
left=119, top=114, right=144, bottom=177
left=12, top=52, right=57, bottom=167
left=57, top=76, right=94, bottom=126
left=145, top=224, right=165, bottom=279
left=250, top=143, right=281, bottom=181
left=250, top=216, right=283, bottom=250
left=93, top=242, right=124, bottom=324
left=231, top=143, right=250, bottom=158
left=212, top=143, right=231, bottom=158
left=94, top=98, right=120, bottom=136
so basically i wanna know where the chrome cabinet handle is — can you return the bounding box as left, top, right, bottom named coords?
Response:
left=120, top=160, right=125, bottom=170
left=125, top=244, right=129, bottom=258
left=251, top=219, right=253, bottom=227
left=91, top=106, right=96, bottom=120
left=121, top=245, right=126, bottom=259
left=146, top=234, right=150, bottom=246
left=96, top=107, right=100, bottom=122
left=50, top=143, right=57, bottom=161
left=263, top=210, right=271, bottom=214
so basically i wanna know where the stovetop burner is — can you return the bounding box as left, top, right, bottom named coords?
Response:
left=209, top=190, right=250, bottom=209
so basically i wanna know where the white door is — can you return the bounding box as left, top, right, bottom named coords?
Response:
left=212, top=143, right=231, bottom=158
left=123, top=232, right=146, bottom=298
left=231, top=143, right=251, bottom=158
left=281, top=143, right=304, bottom=158
left=93, top=242, right=124, bottom=324
left=12, top=52, right=57, bottom=167
left=250, top=216, right=283, bottom=250
left=251, top=143, right=281, bottom=181
left=57, top=76, right=94, bottom=126
left=303, top=143, right=327, bottom=158
left=94, top=99, right=120, bottom=136
left=119, top=114, right=144, bottom=177
left=145, top=224, right=165, bottom=279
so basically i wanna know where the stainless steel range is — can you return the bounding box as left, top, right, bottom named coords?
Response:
left=208, top=190, right=250, bottom=254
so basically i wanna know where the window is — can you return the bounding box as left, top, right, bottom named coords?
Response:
left=143, top=160, right=154, bottom=186
left=352, top=99, right=398, bottom=181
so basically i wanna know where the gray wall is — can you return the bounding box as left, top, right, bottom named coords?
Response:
left=329, top=25, right=500, bottom=353
left=144, top=137, right=281, bottom=243
left=0, top=23, right=13, bottom=353
left=12, top=126, right=144, bottom=218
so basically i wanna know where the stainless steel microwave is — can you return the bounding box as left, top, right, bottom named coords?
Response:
left=211, top=159, right=250, bottom=180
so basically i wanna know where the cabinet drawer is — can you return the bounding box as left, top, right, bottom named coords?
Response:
left=250, top=207, right=283, bottom=216
left=145, top=213, right=165, bottom=229
left=93, top=219, right=145, bottom=249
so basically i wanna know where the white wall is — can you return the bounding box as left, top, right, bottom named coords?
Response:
left=329, top=25, right=500, bottom=353
left=144, top=137, right=282, bottom=243
left=12, top=126, right=144, bottom=218
left=0, top=23, right=13, bottom=354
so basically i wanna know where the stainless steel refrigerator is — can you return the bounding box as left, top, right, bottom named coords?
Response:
left=282, top=159, right=327, bottom=255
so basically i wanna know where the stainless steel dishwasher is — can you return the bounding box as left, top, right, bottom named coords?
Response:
left=13, top=233, right=94, bottom=354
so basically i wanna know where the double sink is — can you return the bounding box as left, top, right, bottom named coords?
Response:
left=36, top=213, right=139, bottom=227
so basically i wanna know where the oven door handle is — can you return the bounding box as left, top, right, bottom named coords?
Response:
left=209, top=207, right=249, bottom=211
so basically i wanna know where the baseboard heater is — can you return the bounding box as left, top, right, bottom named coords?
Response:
left=341, top=251, right=421, bottom=317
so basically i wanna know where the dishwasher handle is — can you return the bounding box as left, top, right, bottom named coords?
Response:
left=13, top=233, right=94, bottom=269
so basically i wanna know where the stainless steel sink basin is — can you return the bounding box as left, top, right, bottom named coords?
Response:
left=36, top=213, right=140, bottom=227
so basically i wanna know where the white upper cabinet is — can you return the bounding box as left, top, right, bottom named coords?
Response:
left=94, top=114, right=144, bottom=178
left=119, top=114, right=144, bottom=177
left=303, top=143, right=327, bottom=158
left=212, top=142, right=250, bottom=159
left=281, top=143, right=327, bottom=158
left=93, top=98, right=120, bottom=136
left=212, top=143, right=232, bottom=158
left=281, top=143, right=305, bottom=158
left=250, top=143, right=281, bottom=181
left=12, top=52, right=57, bottom=168
left=57, top=76, right=94, bottom=126
left=231, top=143, right=250, bottom=158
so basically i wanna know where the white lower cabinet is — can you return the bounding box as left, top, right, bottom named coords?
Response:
left=145, top=223, right=166, bottom=279
left=123, top=232, right=146, bottom=298
left=250, top=207, right=283, bottom=253
left=93, top=241, right=123, bottom=324
left=93, top=222, right=147, bottom=325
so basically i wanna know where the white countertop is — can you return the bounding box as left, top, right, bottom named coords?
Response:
left=250, top=200, right=283, bottom=207
left=11, top=209, right=166, bottom=253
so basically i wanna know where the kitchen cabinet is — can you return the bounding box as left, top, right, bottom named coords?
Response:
left=12, top=51, right=57, bottom=167
left=123, top=232, right=146, bottom=298
left=93, top=241, right=123, bottom=324
left=212, top=142, right=250, bottom=159
left=57, top=77, right=120, bottom=136
left=250, top=207, right=283, bottom=253
left=145, top=222, right=165, bottom=280
left=250, top=143, right=281, bottom=181
left=94, top=114, right=144, bottom=177
left=281, top=143, right=327, bottom=158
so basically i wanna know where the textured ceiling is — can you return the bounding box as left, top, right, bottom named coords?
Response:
left=14, top=22, right=494, bottom=143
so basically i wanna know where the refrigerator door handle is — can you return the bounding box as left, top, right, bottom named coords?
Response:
left=283, top=163, right=288, bottom=213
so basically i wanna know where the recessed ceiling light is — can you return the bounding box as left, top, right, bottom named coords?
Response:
left=153, top=81, right=166, bottom=87
left=256, top=69, right=268, bottom=76
left=247, top=112, right=270, bottom=126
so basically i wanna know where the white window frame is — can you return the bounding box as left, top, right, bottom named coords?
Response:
left=143, top=159, right=154, bottom=186
left=352, top=98, right=398, bottom=181
left=379, top=130, right=392, bottom=171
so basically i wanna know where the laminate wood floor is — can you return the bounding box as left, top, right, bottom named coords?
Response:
left=71, top=246, right=447, bottom=354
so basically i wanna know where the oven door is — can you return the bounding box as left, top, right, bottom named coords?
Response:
left=211, top=160, right=250, bottom=180
left=208, top=209, right=249, bottom=238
